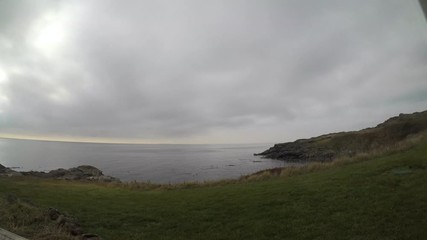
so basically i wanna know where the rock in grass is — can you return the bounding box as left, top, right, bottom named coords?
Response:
left=48, top=208, right=61, bottom=220
left=52, top=210, right=84, bottom=236
left=82, top=233, right=103, bottom=240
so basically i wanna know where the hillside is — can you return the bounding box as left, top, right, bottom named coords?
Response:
left=256, top=110, right=427, bottom=162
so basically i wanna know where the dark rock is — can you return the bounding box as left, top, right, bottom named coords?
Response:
left=47, top=208, right=85, bottom=236
left=82, top=233, right=103, bottom=240
left=70, top=225, right=83, bottom=236
left=57, top=165, right=104, bottom=180
left=77, top=165, right=103, bottom=177
left=48, top=208, right=61, bottom=220
left=255, top=140, right=336, bottom=162
left=67, top=168, right=85, bottom=179
left=0, top=166, right=22, bottom=176
left=0, top=164, right=6, bottom=172
left=47, top=168, right=68, bottom=178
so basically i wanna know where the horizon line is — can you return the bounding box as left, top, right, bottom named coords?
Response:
left=0, top=134, right=273, bottom=145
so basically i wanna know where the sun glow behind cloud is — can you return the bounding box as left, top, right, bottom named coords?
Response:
left=0, top=67, right=8, bottom=83
left=29, top=13, right=67, bottom=57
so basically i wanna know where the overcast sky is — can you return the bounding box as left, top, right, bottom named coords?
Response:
left=0, top=0, right=426, bottom=144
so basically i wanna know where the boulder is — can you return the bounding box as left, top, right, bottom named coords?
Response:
left=49, top=208, right=84, bottom=236
left=48, top=208, right=61, bottom=220
left=47, top=168, right=69, bottom=178
left=58, top=174, right=82, bottom=180
left=65, top=168, right=86, bottom=179
left=0, top=165, right=23, bottom=176
left=76, top=165, right=103, bottom=177
left=58, top=165, right=104, bottom=180
left=82, top=233, right=103, bottom=240
left=0, top=163, right=6, bottom=172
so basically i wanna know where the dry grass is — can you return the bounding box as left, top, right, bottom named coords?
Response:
left=241, top=131, right=426, bottom=182
left=0, top=196, right=76, bottom=240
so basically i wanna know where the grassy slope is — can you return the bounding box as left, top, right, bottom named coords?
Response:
left=1, top=140, right=427, bottom=240
left=258, top=110, right=427, bottom=161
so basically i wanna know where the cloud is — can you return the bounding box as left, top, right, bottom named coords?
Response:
left=0, top=0, right=427, bottom=143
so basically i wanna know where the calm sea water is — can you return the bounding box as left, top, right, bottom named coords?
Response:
left=0, top=138, right=293, bottom=183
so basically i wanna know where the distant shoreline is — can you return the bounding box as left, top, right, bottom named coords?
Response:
left=0, top=136, right=272, bottom=146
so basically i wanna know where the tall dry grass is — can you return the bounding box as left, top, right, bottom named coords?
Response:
left=241, top=131, right=426, bottom=182
left=0, top=196, right=75, bottom=240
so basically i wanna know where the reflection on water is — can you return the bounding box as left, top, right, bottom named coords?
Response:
left=0, top=138, right=296, bottom=184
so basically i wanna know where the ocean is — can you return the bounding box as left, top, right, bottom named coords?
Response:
left=0, top=138, right=293, bottom=184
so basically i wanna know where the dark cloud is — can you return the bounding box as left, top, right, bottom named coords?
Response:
left=0, top=0, right=427, bottom=143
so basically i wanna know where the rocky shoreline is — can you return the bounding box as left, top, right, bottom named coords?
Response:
left=255, top=110, right=427, bottom=162
left=0, top=164, right=120, bottom=183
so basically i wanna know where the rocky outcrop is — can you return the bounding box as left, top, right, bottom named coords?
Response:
left=0, top=165, right=120, bottom=183
left=255, top=140, right=336, bottom=162
left=256, top=110, right=427, bottom=162
left=0, top=164, right=23, bottom=177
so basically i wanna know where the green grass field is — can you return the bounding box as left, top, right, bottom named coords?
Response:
left=1, top=139, right=427, bottom=240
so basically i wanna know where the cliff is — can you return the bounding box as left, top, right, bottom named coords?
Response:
left=255, top=110, right=427, bottom=162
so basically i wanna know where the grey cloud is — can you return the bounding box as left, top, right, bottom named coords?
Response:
left=0, top=0, right=427, bottom=143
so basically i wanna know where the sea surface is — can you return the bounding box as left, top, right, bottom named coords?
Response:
left=0, top=138, right=295, bottom=184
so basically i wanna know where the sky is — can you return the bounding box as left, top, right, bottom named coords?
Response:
left=0, top=0, right=426, bottom=144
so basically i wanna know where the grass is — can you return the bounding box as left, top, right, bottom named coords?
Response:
left=1, top=139, right=427, bottom=239
left=0, top=197, right=74, bottom=239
